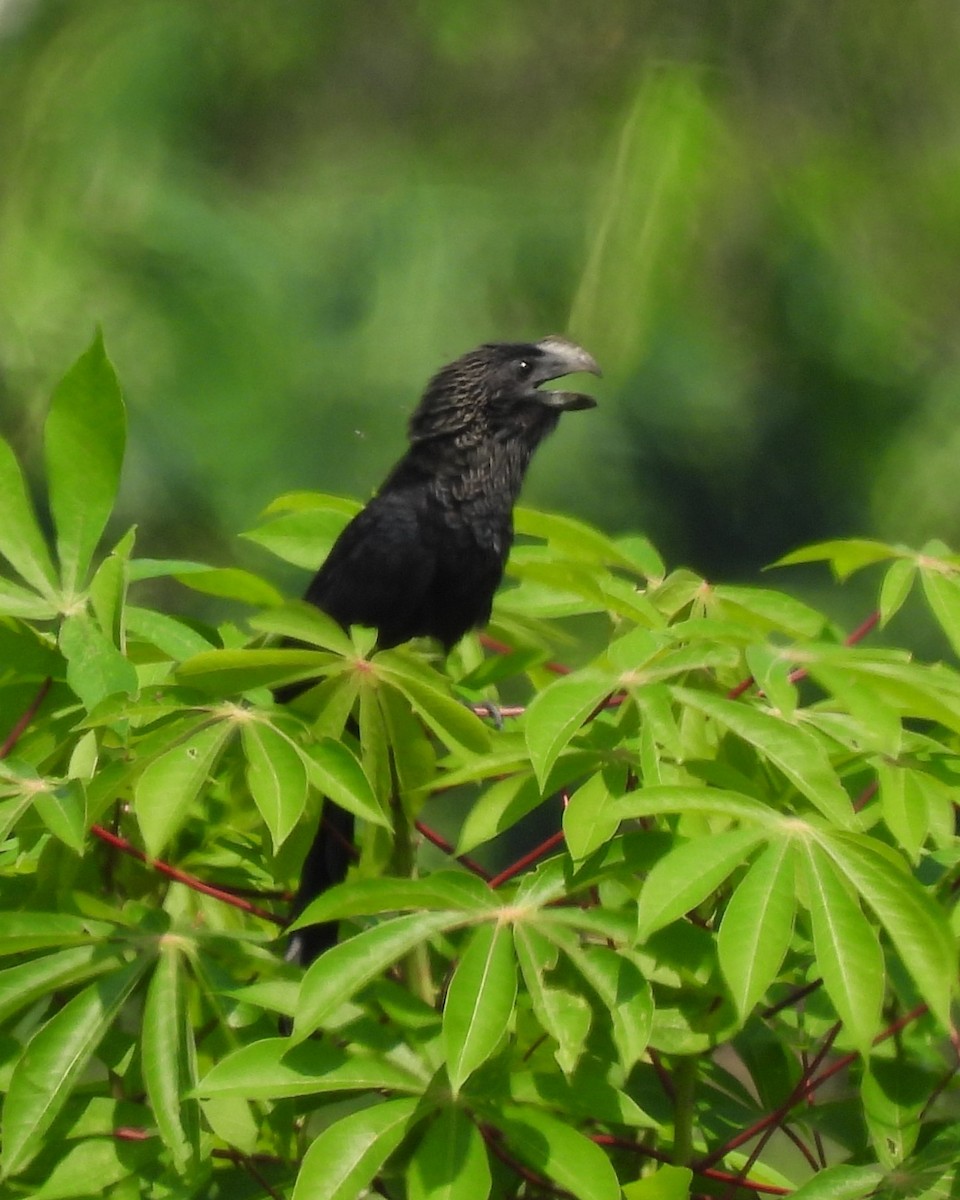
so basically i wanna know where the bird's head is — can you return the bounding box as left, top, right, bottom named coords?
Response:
left=410, top=336, right=600, bottom=444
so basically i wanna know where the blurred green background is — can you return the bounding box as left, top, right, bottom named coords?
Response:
left=3, top=0, right=960, bottom=605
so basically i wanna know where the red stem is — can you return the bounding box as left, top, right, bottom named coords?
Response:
left=90, top=824, right=284, bottom=925
left=0, top=676, right=52, bottom=759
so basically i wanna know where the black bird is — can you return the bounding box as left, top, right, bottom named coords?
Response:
left=285, top=336, right=600, bottom=967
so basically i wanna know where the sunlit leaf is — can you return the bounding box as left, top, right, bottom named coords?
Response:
left=718, top=838, right=796, bottom=1019
left=637, top=827, right=765, bottom=941
left=525, top=670, right=615, bottom=787
left=800, top=841, right=884, bottom=1055
left=242, top=720, right=307, bottom=847
left=135, top=719, right=233, bottom=857
left=407, top=1106, right=491, bottom=1200
left=295, top=910, right=463, bottom=1035
left=495, top=1103, right=621, bottom=1200
left=672, top=687, right=855, bottom=827
left=44, top=331, right=125, bottom=593
left=2, top=957, right=148, bottom=1176
left=59, top=611, right=138, bottom=710
left=0, top=435, right=57, bottom=596
left=143, top=941, right=199, bottom=1171
left=292, top=1097, right=419, bottom=1200
left=197, top=1037, right=425, bottom=1099
left=443, top=921, right=517, bottom=1093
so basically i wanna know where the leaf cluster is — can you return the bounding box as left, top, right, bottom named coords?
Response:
left=0, top=337, right=957, bottom=1199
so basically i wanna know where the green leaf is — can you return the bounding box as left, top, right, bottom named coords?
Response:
left=672, top=687, right=856, bottom=827
left=546, top=935, right=652, bottom=1070
left=243, top=506, right=353, bottom=569
left=821, top=833, right=955, bottom=1029
left=744, top=644, right=796, bottom=717
left=407, top=1106, right=492, bottom=1200
left=637, top=827, right=765, bottom=941
left=879, top=558, right=916, bottom=627
left=773, top=539, right=896, bottom=580
left=197, top=1038, right=425, bottom=1099
left=44, top=331, right=125, bottom=593
left=134, top=719, right=233, bottom=857
left=920, top=567, right=960, bottom=658
left=514, top=925, right=591, bottom=1075
left=124, top=606, right=215, bottom=660
left=717, top=838, right=796, bottom=1019
left=295, top=910, right=463, bottom=1035
left=300, top=737, right=389, bottom=827
left=457, top=774, right=542, bottom=855
left=0, top=577, right=58, bottom=617
left=611, top=784, right=781, bottom=827
left=876, top=763, right=929, bottom=862
left=1, top=957, right=148, bottom=1177
left=495, top=1104, right=621, bottom=1200
left=524, top=670, right=615, bottom=787
left=177, top=647, right=335, bottom=693
left=250, top=601, right=355, bottom=654
left=563, top=769, right=622, bottom=862
left=289, top=871, right=496, bottom=931
left=0, top=435, right=57, bottom=596
left=242, top=720, right=307, bottom=848
left=0, top=945, right=124, bottom=1024
left=714, top=585, right=826, bottom=638
left=292, top=1097, right=419, bottom=1200
left=510, top=1064, right=655, bottom=1128
left=786, top=1164, right=883, bottom=1200
left=623, top=1164, right=693, bottom=1200
left=172, top=566, right=284, bottom=606
left=862, top=1059, right=928, bottom=1169
left=514, top=507, right=648, bottom=572
left=142, top=941, right=199, bottom=1172
left=443, top=922, right=517, bottom=1093
left=375, top=654, right=491, bottom=755
left=800, top=841, right=884, bottom=1055
left=0, top=913, right=114, bottom=957
left=59, top=611, right=138, bottom=710
left=32, top=778, right=86, bottom=852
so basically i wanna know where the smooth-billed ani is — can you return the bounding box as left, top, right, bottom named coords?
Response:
left=285, top=336, right=600, bottom=967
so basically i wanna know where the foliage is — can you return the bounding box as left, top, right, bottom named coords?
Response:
left=6, top=2, right=960, bottom=576
left=1, top=340, right=958, bottom=1199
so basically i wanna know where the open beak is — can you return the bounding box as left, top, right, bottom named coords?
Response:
left=529, top=335, right=601, bottom=411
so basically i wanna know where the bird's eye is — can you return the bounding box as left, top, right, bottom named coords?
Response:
left=516, top=359, right=533, bottom=379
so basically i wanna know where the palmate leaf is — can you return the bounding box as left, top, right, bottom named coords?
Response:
left=44, top=331, right=125, bottom=595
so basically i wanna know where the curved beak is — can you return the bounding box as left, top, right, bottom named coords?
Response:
left=530, top=335, right=601, bottom=411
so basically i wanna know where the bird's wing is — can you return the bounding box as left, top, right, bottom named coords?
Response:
left=303, top=488, right=435, bottom=643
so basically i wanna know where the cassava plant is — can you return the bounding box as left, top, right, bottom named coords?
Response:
left=0, top=334, right=957, bottom=1200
